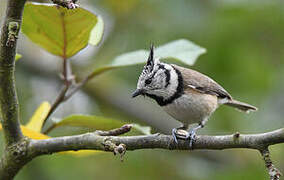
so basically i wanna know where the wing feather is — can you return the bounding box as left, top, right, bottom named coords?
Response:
left=172, top=64, right=232, bottom=99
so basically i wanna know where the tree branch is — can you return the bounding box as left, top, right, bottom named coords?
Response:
left=0, top=0, right=26, bottom=145
left=95, top=124, right=132, bottom=136
left=0, top=138, right=33, bottom=180
left=30, top=128, right=284, bottom=154
left=260, top=148, right=282, bottom=180
left=28, top=128, right=284, bottom=178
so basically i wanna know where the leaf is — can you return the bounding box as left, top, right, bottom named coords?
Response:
left=21, top=126, right=50, bottom=140
left=15, top=53, right=22, bottom=61
left=52, top=114, right=125, bottom=130
left=110, top=50, right=149, bottom=67
left=60, top=150, right=103, bottom=156
left=0, top=124, right=50, bottom=140
left=90, top=39, right=206, bottom=78
left=155, top=39, right=206, bottom=65
left=132, top=124, right=152, bottom=135
left=0, top=124, right=102, bottom=156
left=50, top=114, right=151, bottom=135
left=25, top=101, right=51, bottom=133
left=22, top=2, right=104, bottom=58
left=89, top=16, right=104, bottom=46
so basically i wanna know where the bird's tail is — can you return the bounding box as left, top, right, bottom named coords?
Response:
left=225, top=99, right=257, bottom=113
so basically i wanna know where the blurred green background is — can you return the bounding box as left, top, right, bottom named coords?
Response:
left=1, top=0, right=284, bottom=179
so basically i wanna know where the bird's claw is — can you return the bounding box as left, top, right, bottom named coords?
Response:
left=172, top=127, right=198, bottom=149
left=172, top=128, right=179, bottom=144
left=172, top=128, right=190, bottom=144
left=187, top=130, right=197, bottom=149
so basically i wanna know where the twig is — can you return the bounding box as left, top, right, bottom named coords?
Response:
left=103, top=140, right=126, bottom=162
left=42, top=59, right=72, bottom=127
left=43, top=123, right=56, bottom=134
left=42, top=68, right=99, bottom=132
left=63, top=74, right=90, bottom=101
left=260, top=148, right=282, bottom=180
left=44, top=85, right=69, bottom=123
left=64, top=64, right=112, bottom=101
left=95, top=124, right=132, bottom=136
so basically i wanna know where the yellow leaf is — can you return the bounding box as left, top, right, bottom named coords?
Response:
left=15, top=53, right=22, bottom=61
left=21, top=125, right=50, bottom=140
left=59, top=150, right=103, bottom=156
left=0, top=113, right=102, bottom=155
left=26, top=101, right=51, bottom=132
left=0, top=124, right=50, bottom=140
left=0, top=124, right=102, bottom=155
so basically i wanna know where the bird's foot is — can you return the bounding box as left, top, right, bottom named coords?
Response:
left=172, top=128, right=188, bottom=144
left=172, top=124, right=202, bottom=149
left=172, top=128, right=179, bottom=144
left=186, top=124, right=203, bottom=149
left=185, top=129, right=197, bottom=150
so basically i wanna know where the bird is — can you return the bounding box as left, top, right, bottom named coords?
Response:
left=132, top=44, right=257, bottom=148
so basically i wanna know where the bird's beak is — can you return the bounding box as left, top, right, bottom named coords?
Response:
left=132, top=89, right=144, bottom=98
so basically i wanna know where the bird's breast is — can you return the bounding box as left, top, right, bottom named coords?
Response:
left=162, top=90, right=218, bottom=126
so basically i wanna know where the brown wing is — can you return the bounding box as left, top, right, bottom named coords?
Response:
left=172, top=64, right=232, bottom=100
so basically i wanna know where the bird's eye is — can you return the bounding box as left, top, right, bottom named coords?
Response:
left=145, top=78, right=152, bottom=85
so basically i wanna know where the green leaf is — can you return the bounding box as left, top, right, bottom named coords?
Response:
left=22, top=2, right=104, bottom=58
left=132, top=124, right=152, bottom=135
left=90, top=39, right=206, bottom=78
left=110, top=50, right=149, bottom=67
left=155, top=39, right=206, bottom=65
left=50, top=114, right=151, bottom=135
left=15, top=53, right=22, bottom=61
left=52, top=114, right=125, bottom=130
left=89, top=16, right=104, bottom=46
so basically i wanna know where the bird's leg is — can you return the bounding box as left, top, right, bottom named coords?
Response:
left=185, top=122, right=204, bottom=149
left=172, top=125, right=187, bottom=144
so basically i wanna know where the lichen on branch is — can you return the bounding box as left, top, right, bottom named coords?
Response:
left=261, top=148, right=282, bottom=180
left=6, top=22, right=20, bottom=47
left=0, top=0, right=26, bottom=146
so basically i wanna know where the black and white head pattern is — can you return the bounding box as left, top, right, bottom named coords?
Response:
left=136, top=45, right=184, bottom=106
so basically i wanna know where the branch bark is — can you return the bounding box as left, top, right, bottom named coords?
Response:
left=29, top=128, right=284, bottom=154
left=0, top=0, right=29, bottom=179
left=0, top=0, right=25, bottom=145
left=260, top=148, right=282, bottom=180
left=28, top=128, right=284, bottom=179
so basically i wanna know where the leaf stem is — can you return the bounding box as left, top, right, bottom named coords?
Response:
left=42, top=58, right=72, bottom=128
left=43, top=123, right=56, bottom=134
left=63, top=73, right=91, bottom=101
left=42, top=11, right=76, bottom=129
